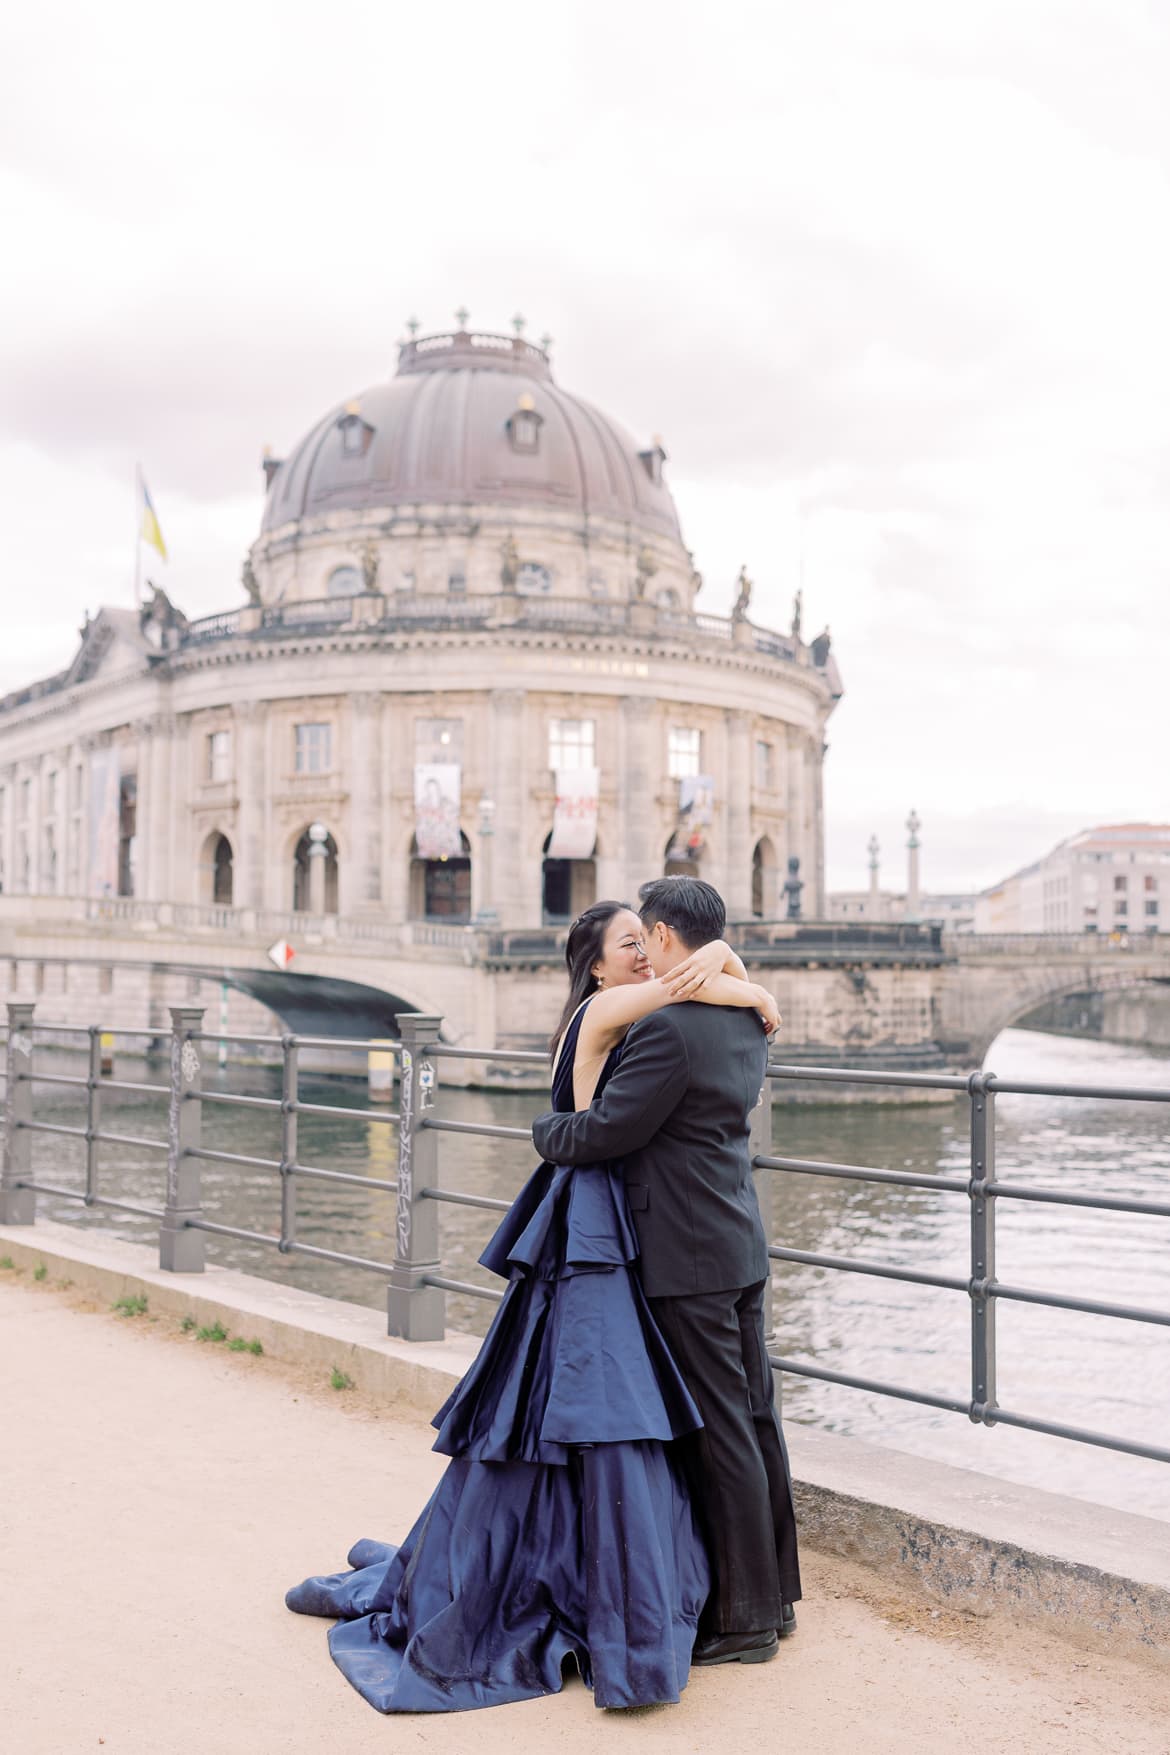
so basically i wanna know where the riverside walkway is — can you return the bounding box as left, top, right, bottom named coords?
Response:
left=3, top=1265, right=1168, bottom=1755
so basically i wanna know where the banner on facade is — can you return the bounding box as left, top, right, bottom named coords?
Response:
left=87, top=745, right=121, bottom=897
left=547, top=765, right=600, bottom=860
left=414, top=762, right=462, bottom=859
left=667, top=773, right=715, bottom=863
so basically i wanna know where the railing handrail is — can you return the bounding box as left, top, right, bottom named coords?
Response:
left=3, top=1006, right=1169, bottom=1468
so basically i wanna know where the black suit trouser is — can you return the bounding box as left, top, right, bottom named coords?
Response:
left=648, top=1279, right=801, bottom=1634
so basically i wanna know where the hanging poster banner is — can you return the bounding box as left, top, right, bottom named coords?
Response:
left=87, top=746, right=121, bottom=897
left=547, top=766, right=600, bottom=860
left=668, top=773, right=715, bottom=862
left=414, top=762, right=462, bottom=859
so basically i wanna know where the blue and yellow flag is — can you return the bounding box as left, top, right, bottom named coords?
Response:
left=138, top=471, right=168, bottom=561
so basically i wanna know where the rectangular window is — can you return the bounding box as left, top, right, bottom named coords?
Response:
left=20, top=779, right=30, bottom=820
left=294, top=722, right=332, bottom=775
left=207, top=729, right=232, bottom=783
left=1147, top=900, right=1160, bottom=916
left=1115, top=900, right=1128, bottom=917
left=415, top=718, right=464, bottom=765
left=1145, top=875, right=1158, bottom=893
left=1114, top=874, right=1128, bottom=891
left=668, top=726, right=701, bottom=779
left=755, top=739, right=774, bottom=790
left=46, top=771, right=57, bottom=815
left=549, top=718, right=596, bottom=771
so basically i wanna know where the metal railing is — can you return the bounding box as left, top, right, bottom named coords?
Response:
left=2, top=1001, right=1168, bottom=1468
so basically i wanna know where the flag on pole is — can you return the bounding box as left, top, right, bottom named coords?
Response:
left=138, top=469, right=168, bottom=561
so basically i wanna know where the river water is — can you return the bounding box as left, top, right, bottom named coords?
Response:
left=23, top=1027, right=1170, bottom=1521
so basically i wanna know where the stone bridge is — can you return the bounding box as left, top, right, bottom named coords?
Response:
left=0, top=895, right=1166, bottom=1074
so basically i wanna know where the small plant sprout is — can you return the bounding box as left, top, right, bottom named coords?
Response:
left=0, top=1256, right=15, bottom=1270
left=181, top=1315, right=197, bottom=1333
left=113, top=1294, right=148, bottom=1317
left=33, top=1263, right=48, bottom=1281
left=227, top=1337, right=263, bottom=1355
left=197, top=1321, right=228, bottom=1343
left=330, top=1367, right=355, bottom=1391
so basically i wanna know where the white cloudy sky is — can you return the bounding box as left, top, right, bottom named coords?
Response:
left=1, top=0, right=1166, bottom=891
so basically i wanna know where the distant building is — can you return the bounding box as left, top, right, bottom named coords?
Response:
left=973, top=824, right=1170, bottom=935
left=828, top=889, right=976, bottom=930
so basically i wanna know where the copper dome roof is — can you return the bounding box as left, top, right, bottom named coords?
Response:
left=260, top=329, right=682, bottom=540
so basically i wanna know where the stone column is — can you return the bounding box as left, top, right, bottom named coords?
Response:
left=490, top=689, right=526, bottom=928
left=236, top=701, right=268, bottom=910
left=147, top=716, right=174, bottom=902
left=346, top=692, right=382, bottom=911
left=868, top=834, right=881, bottom=921
left=786, top=725, right=807, bottom=890
left=723, top=709, right=753, bottom=921
left=169, top=716, right=195, bottom=902
left=811, top=728, right=827, bottom=918
left=618, top=697, right=656, bottom=900
left=1, top=763, right=16, bottom=894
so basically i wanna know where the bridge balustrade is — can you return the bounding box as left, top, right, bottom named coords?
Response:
left=2, top=1002, right=1168, bottom=1470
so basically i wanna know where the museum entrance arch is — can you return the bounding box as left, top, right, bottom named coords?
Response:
left=410, top=830, right=472, bottom=922
left=541, top=829, right=597, bottom=925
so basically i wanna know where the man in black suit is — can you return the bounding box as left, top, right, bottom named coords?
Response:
left=532, top=876, right=801, bottom=1667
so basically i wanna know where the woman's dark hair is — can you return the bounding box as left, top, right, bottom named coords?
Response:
left=549, top=899, right=634, bottom=1059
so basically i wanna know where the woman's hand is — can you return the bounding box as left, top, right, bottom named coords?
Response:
left=753, top=987, right=782, bottom=1036
left=662, top=939, right=729, bottom=1000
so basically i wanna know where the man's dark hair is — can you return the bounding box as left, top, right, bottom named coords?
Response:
left=637, top=876, right=726, bottom=949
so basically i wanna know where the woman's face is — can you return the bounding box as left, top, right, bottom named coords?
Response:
left=592, top=908, right=650, bottom=987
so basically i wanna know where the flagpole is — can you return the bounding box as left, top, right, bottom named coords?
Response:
left=133, top=462, right=142, bottom=609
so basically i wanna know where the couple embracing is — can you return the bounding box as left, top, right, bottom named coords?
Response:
left=287, top=875, right=802, bottom=1712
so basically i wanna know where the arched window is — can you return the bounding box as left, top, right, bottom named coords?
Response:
left=327, top=566, right=362, bottom=597
left=664, top=831, right=700, bottom=879
left=752, top=836, right=777, bottom=919
left=293, top=825, right=339, bottom=914
left=200, top=831, right=234, bottom=906
left=410, top=830, right=471, bottom=923
left=541, top=829, right=597, bottom=925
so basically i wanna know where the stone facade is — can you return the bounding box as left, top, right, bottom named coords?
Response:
left=974, top=824, right=1169, bottom=935
left=0, top=328, right=842, bottom=932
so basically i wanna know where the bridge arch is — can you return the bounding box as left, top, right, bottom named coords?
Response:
left=948, top=946, right=1170, bottom=1064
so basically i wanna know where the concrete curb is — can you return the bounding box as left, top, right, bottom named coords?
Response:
left=4, top=1218, right=1168, bottom=1667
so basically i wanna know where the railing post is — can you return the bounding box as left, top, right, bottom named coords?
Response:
left=279, top=1035, right=298, bottom=1253
left=159, top=1006, right=205, bottom=1272
left=968, top=1070, right=998, bottom=1425
left=0, top=1002, right=36, bottom=1224
left=387, top=1014, right=445, bottom=1341
left=750, top=1072, right=776, bottom=1349
left=84, top=1025, right=102, bottom=1205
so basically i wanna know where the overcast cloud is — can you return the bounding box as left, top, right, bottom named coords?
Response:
left=1, top=0, right=1166, bottom=891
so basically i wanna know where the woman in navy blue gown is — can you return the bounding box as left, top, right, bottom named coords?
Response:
left=285, top=900, right=780, bottom=1713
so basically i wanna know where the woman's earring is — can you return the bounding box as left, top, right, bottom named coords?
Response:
left=595, top=973, right=605, bottom=988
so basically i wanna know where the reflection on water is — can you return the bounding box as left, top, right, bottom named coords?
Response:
left=28, top=1028, right=1170, bottom=1521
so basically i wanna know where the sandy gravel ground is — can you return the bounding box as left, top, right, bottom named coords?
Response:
left=2, top=1266, right=1168, bottom=1755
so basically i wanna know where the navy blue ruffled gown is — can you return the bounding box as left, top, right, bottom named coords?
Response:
left=285, top=1007, right=711, bottom=1712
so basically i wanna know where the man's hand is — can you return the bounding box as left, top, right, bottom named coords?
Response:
left=662, top=939, right=728, bottom=1000
left=753, top=988, right=782, bottom=1036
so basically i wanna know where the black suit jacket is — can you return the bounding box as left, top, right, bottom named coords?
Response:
left=531, top=1003, right=769, bottom=1298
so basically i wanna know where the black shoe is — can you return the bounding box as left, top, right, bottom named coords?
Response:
left=779, top=1602, right=797, bottom=1638
left=692, top=1629, right=780, bottom=1666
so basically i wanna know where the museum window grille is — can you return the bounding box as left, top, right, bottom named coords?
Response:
left=548, top=718, right=595, bottom=772
left=295, top=722, right=332, bottom=775
left=409, top=830, right=471, bottom=924
left=668, top=726, right=701, bottom=780
left=336, top=409, right=375, bottom=458
left=541, top=829, right=597, bottom=925
left=207, top=729, right=232, bottom=783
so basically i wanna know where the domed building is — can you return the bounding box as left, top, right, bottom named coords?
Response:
left=0, top=323, right=843, bottom=992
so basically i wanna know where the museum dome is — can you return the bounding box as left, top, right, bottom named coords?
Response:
left=260, top=327, right=683, bottom=541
